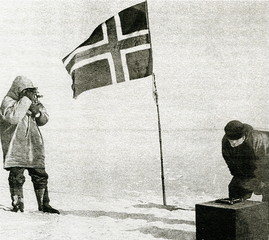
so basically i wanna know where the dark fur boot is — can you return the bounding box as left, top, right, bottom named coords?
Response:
left=35, top=187, right=60, bottom=214
left=10, top=187, right=24, bottom=212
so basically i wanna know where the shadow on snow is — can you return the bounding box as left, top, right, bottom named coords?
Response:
left=62, top=205, right=195, bottom=240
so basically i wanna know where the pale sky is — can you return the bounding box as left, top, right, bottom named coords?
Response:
left=0, top=0, right=268, bottom=131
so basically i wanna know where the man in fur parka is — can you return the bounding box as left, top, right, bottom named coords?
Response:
left=0, top=76, right=59, bottom=214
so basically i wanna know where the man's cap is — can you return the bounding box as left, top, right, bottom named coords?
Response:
left=224, top=120, right=245, bottom=140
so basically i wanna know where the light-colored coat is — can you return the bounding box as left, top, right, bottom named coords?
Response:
left=0, top=76, right=48, bottom=169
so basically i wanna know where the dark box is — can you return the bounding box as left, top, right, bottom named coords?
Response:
left=196, top=200, right=268, bottom=240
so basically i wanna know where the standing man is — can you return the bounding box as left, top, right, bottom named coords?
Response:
left=0, top=76, right=59, bottom=214
left=222, top=120, right=269, bottom=205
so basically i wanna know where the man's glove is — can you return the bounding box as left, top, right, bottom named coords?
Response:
left=29, top=103, right=41, bottom=117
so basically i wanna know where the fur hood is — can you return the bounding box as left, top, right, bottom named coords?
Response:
left=6, top=76, right=36, bottom=100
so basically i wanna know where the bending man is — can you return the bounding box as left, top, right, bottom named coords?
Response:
left=222, top=120, right=269, bottom=205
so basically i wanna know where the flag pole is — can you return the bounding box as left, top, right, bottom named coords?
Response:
left=152, top=74, right=167, bottom=206
left=145, top=0, right=167, bottom=206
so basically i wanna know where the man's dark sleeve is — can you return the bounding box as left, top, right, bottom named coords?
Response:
left=251, top=131, right=269, bottom=182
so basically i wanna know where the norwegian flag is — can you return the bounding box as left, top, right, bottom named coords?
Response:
left=63, top=1, right=153, bottom=98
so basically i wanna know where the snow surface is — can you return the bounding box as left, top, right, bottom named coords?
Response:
left=0, top=191, right=197, bottom=240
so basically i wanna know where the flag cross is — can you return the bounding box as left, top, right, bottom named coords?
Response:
left=63, top=1, right=153, bottom=98
left=64, top=14, right=150, bottom=85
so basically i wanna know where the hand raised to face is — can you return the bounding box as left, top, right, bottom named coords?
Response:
left=19, top=88, right=38, bottom=102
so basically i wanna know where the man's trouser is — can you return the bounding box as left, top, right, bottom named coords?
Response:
left=8, top=167, right=50, bottom=210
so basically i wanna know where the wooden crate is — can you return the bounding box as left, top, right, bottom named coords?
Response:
left=196, top=200, right=268, bottom=240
